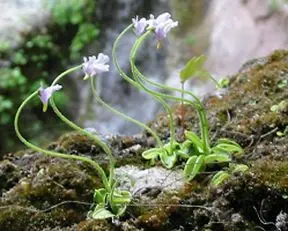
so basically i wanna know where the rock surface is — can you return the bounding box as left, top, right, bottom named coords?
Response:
left=0, top=49, right=287, bottom=230
left=167, top=0, right=288, bottom=97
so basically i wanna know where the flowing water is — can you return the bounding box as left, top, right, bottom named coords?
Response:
left=78, top=0, right=171, bottom=135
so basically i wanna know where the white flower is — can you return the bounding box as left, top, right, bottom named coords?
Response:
left=83, top=53, right=110, bottom=80
left=147, top=12, right=178, bottom=41
left=147, top=12, right=172, bottom=29
left=132, top=16, right=147, bottom=36
left=39, top=84, right=62, bottom=112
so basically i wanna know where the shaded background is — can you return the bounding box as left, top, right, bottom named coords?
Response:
left=0, top=0, right=288, bottom=155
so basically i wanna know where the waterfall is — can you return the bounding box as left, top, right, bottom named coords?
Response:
left=78, top=0, right=171, bottom=135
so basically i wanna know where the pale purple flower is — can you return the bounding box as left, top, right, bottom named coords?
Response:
left=147, top=12, right=178, bottom=42
left=147, top=12, right=172, bottom=29
left=39, top=84, right=62, bottom=112
left=82, top=53, right=110, bottom=80
left=132, top=16, right=147, bottom=36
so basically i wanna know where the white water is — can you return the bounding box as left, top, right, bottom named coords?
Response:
left=80, top=0, right=171, bottom=135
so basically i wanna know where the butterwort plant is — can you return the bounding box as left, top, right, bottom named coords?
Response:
left=15, top=53, right=131, bottom=219
left=127, top=12, right=248, bottom=184
left=14, top=11, right=249, bottom=223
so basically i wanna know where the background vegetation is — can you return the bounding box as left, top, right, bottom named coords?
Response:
left=0, top=0, right=99, bottom=155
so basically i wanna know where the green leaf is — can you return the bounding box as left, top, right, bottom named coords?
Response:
left=183, top=155, right=205, bottom=181
left=213, top=139, right=243, bottom=157
left=217, top=78, right=230, bottom=88
left=93, top=188, right=108, bottom=204
left=211, top=171, right=230, bottom=186
left=180, top=55, right=207, bottom=83
left=160, top=152, right=177, bottom=169
left=216, top=138, right=242, bottom=147
left=204, top=153, right=231, bottom=164
left=181, top=140, right=201, bottom=156
left=111, top=190, right=132, bottom=204
left=163, top=141, right=181, bottom=153
left=230, top=164, right=249, bottom=173
left=88, top=205, right=115, bottom=219
left=142, top=148, right=161, bottom=160
left=110, top=190, right=132, bottom=216
left=184, top=131, right=203, bottom=150
left=213, top=144, right=243, bottom=156
left=176, top=150, right=190, bottom=159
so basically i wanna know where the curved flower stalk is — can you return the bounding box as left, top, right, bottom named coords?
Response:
left=129, top=33, right=179, bottom=169
left=49, top=65, right=115, bottom=186
left=15, top=88, right=131, bottom=219
left=48, top=63, right=132, bottom=219
left=88, top=76, right=164, bottom=158
left=128, top=13, right=181, bottom=168
left=112, top=24, right=165, bottom=154
left=15, top=60, right=134, bottom=219
left=113, top=24, right=186, bottom=168
left=129, top=28, right=210, bottom=169
left=14, top=90, right=110, bottom=191
left=131, top=36, right=211, bottom=155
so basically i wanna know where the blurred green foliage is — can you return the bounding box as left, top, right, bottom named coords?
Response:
left=268, top=0, right=288, bottom=11
left=70, top=23, right=99, bottom=60
left=0, top=0, right=98, bottom=154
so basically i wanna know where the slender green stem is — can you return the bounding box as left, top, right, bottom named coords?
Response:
left=130, top=31, right=211, bottom=154
left=14, top=91, right=110, bottom=190
left=112, top=24, right=164, bottom=148
left=130, top=31, right=176, bottom=152
left=181, top=82, right=185, bottom=127
left=89, top=77, right=163, bottom=149
left=49, top=65, right=115, bottom=187
left=112, top=24, right=142, bottom=89
left=113, top=24, right=210, bottom=154
left=137, top=70, right=210, bottom=153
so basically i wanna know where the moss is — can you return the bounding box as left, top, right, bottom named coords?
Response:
left=0, top=208, right=32, bottom=231
left=251, top=159, right=288, bottom=193
left=0, top=160, right=21, bottom=194
left=76, top=220, right=113, bottom=231
left=0, top=152, right=102, bottom=230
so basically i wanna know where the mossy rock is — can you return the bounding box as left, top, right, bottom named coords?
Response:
left=0, top=50, right=288, bottom=230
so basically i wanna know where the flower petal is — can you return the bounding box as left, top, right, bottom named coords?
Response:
left=39, top=84, right=62, bottom=112
left=83, top=53, right=110, bottom=79
left=132, top=15, right=147, bottom=35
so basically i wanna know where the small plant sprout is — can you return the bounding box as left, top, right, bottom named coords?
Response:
left=39, top=84, right=62, bottom=112
left=217, top=78, right=230, bottom=89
